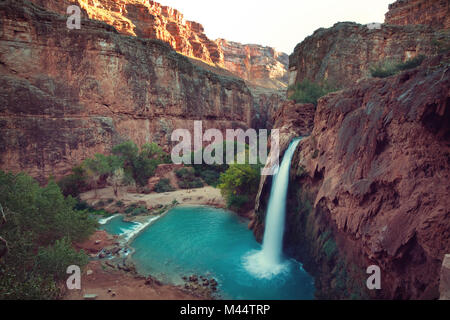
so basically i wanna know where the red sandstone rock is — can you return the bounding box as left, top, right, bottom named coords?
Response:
left=30, top=0, right=225, bottom=66
left=288, top=22, right=438, bottom=90
left=255, top=58, right=450, bottom=299
left=385, top=0, right=450, bottom=29
left=216, top=39, right=289, bottom=89
left=29, top=0, right=289, bottom=89
left=0, top=0, right=254, bottom=183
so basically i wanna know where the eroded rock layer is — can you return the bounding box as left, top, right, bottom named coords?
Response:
left=0, top=0, right=254, bottom=183
left=30, top=0, right=289, bottom=88
left=253, top=58, right=450, bottom=299
left=216, top=39, right=289, bottom=89
left=30, top=0, right=225, bottom=66
left=288, top=22, right=438, bottom=90
left=385, top=0, right=450, bottom=29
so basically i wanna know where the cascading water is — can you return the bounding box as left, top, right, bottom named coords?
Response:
left=244, top=137, right=302, bottom=279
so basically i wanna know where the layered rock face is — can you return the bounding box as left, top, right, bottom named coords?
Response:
left=253, top=58, right=450, bottom=299
left=288, top=22, right=438, bottom=90
left=31, top=0, right=225, bottom=66
left=30, top=0, right=289, bottom=89
left=216, top=39, right=289, bottom=89
left=385, top=0, right=450, bottom=29
left=0, top=0, right=254, bottom=183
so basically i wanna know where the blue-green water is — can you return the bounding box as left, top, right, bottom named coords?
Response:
left=100, top=206, right=315, bottom=300
left=99, top=215, right=140, bottom=238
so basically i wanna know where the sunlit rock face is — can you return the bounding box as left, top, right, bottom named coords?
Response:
left=0, top=0, right=254, bottom=183
left=30, top=0, right=225, bottom=66
left=288, top=22, right=437, bottom=90
left=216, top=39, right=289, bottom=89
left=29, top=0, right=289, bottom=89
left=385, top=0, right=450, bottom=30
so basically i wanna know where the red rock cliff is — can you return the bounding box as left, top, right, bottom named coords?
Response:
left=31, top=0, right=225, bottom=66
left=385, top=0, right=450, bottom=29
left=216, top=39, right=289, bottom=89
left=0, top=0, right=255, bottom=183
left=288, top=22, right=439, bottom=90
left=253, top=57, right=450, bottom=299
left=30, top=0, right=289, bottom=89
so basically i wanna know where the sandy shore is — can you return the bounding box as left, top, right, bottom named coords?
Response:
left=64, top=260, right=206, bottom=300
left=80, top=186, right=226, bottom=212
left=66, top=230, right=211, bottom=300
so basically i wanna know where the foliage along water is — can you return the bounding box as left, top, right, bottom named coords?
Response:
left=100, top=206, right=314, bottom=300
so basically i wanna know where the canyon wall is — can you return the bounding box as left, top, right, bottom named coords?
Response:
left=30, top=0, right=225, bottom=66
left=253, top=57, right=450, bottom=299
left=30, top=0, right=289, bottom=89
left=385, top=0, right=450, bottom=30
left=216, top=39, right=289, bottom=89
left=273, top=2, right=450, bottom=299
left=0, top=0, right=255, bottom=183
left=288, top=22, right=438, bottom=90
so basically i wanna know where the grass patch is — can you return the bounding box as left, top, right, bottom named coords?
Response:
left=289, top=80, right=336, bottom=106
left=370, top=55, right=426, bottom=78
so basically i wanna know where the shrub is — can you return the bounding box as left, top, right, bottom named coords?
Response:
left=226, top=194, right=249, bottom=209
left=124, top=204, right=138, bottom=214
left=154, top=178, right=175, bottom=193
left=289, top=80, right=336, bottom=106
left=369, top=60, right=398, bottom=78
left=116, top=201, right=124, bottom=207
left=130, top=206, right=148, bottom=216
left=175, top=168, right=204, bottom=189
left=218, top=163, right=261, bottom=212
left=198, top=170, right=221, bottom=187
left=396, top=55, right=425, bottom=71
left=370, top=55, right=426, bottom=78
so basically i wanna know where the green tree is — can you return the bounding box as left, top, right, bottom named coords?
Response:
left=82, top=154, right=123, bottom=198
left=112, top=141, right=168, bottom=187
left=35, top=237, right=89, bottom=281
left=218, top=164, right=261, bottom=212
left=57, top=165, right=87, bottom=198
left=175, top=168, right=204, bottom=189
left=0, top=170, right=97, bottom=299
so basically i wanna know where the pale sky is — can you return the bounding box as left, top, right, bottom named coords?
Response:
left=160, top=0, right=394, bottom=54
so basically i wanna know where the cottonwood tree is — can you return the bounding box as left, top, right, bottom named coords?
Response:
left=82, top=154, right=123, bottom=199
left=107, top=168, right=125, bottom=198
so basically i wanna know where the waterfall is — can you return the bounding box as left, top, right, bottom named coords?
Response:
left=244, top=137, right=302, bottom=279
left=261, top=137, right=302, bottom=264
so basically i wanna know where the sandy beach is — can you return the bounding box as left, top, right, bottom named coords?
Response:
left=80, top=186, right=226, bottom=212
